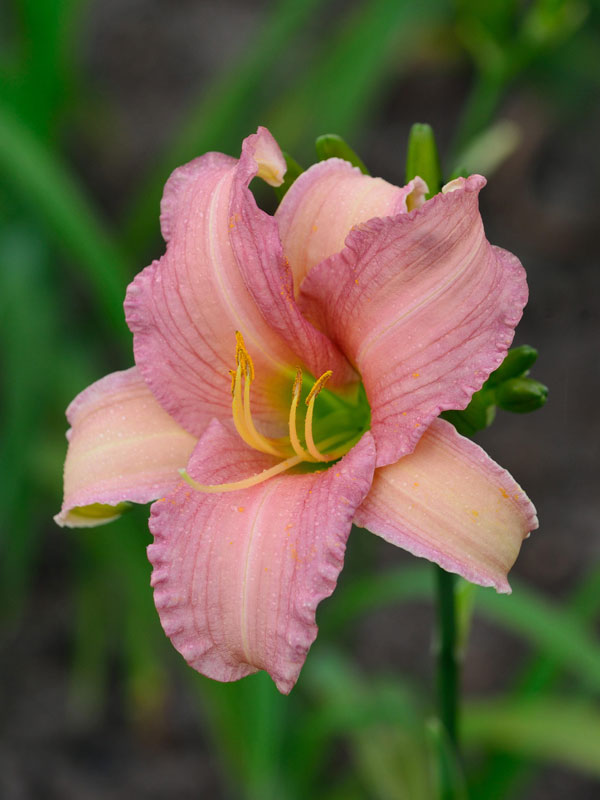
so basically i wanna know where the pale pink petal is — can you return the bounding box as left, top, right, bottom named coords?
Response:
left=354, top=418, right=538, bottom=592
left=148, top=421, right=376, bottom=694
left=275, top=158, right=427, bottom=290
left=55, top=368, right=196, bottom=527
left=300, top=176, right=529, bottom=467
left=125, top=127, right=355, bottom=439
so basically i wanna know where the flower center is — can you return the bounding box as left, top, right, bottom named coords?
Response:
left=180, top=332, right=370, bottom=493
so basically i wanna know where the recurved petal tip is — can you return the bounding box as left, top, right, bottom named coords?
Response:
left=248, top=126, right=287, bottom=186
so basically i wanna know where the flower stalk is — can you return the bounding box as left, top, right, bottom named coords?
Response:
left=404, top=123, right=462, bottom=791
left=435, top=565, right=459, bottom=767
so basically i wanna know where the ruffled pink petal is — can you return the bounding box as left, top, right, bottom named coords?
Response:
left=54, top=368, right=196, bottom=527
left=125, top=127, right=355, bottom=439
left=148, top=421, right=376, bottom=694
left=300, top=175, right=529, bottom=467
left=354, top=418, right=538, bottom=592
left=275, top=158, right=427, bottom=290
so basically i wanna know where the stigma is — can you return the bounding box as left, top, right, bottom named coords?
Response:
left=180, top=332, right=350, bottom=493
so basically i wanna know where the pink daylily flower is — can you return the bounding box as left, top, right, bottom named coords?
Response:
left=56, top=127, right=537, bottom=693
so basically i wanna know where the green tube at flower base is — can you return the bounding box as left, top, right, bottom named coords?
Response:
left=315, top=133, right=370, bottom=174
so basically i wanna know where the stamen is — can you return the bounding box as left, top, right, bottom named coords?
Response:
left=181, top=429, right=355, bottom=495
left=231, top=365, right=253, bottom=445
left=305, top=370, right=333, bottom=406
left=242, top=371, right=282, bottom=456
left=181, top=331, right=366, bottom=494
left=235, top=331, right=254, bottom=381
left=231, top=332, right=287, bottom=458
left=179, top=453, right=304, bottom=494
left=288, top=369, right=310, bottom=459
left=304, top=370, right=333, bottom=462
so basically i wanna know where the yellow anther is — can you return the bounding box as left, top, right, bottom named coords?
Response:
left=235, top=331, right=255, bottom=381
left=289, top=369, right=309, bottom=459
left=231, top=361, right=282, bottom=457
left=230, top=334, right=285, bottom=457
left=293, top=368, right=303, bottom=398
left=305, top=370, right=332, bottom=406
left=304, top=370, right=334, bottom=462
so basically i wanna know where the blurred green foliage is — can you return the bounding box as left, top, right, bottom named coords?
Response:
left=1, top=0, right=599, bottom=798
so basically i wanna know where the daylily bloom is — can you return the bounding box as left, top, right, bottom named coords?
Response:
left=56, top=127, right=537, bottom=693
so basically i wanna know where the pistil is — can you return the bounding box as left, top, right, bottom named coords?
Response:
left=180, top=453, right=305, bottom=493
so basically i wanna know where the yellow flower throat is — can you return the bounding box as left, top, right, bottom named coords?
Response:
left=180, top=332, right=366, bottom=493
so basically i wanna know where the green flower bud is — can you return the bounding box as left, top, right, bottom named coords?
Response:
left=405, top=122, right=442, bottom=199
left=441, top=388, right=496, bottom=437
left=486, top=345, right=538, bottom=387
left=495, top=377, right=548, bottom=413
left=315, top=134, right=369, bottom=175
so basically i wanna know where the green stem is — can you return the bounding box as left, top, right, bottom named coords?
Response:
left=435, top=565, right=460, bottom=797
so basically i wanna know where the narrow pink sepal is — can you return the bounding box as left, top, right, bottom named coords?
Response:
left=354, top=418, right=538, bottom=592
left=300, top=176, right=529, bottom=467
left=148, top=421, right=376, bottom=693
left=275, top=158, right=420, bottom=290
left=125, top=128, right=354, bottom=438
left=54, top=368, right=196, bottom=527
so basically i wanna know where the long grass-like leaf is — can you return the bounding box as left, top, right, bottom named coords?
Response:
left=123, top=0, right=331, bottom=251
left=476, top=580, right=600, bottom=694
left=68, top=508, right=169, bottom=728
left=2, top=0, right=84, bottom=136
left=302, top=651, right=436, bottom=800
left=189, top=670, right=291, bottom=800
left=470, top=565, right=600, bottom=799
left=0, top=225, right=54, bottom=619
left=266, top=0, right=448, bottom=158
left=320, top=565, right=600, bottom=694
left=0, top=102, right=130, bottom=338
left=463, top=698, right=600, bottom=778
